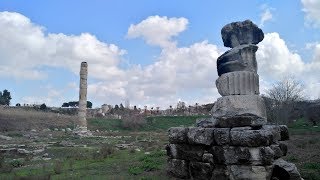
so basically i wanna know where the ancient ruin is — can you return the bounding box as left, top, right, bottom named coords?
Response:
left=166, top=20, right=302, bottom=179
left=74, top=62, right=90, bottom=136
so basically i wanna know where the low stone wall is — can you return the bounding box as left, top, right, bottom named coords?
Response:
left=166, top=124, right=301, bottom=179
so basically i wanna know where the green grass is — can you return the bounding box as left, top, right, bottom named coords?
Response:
left=288, top=118, right=320, bottom=135
left=88, top=115, right=208, bottom=132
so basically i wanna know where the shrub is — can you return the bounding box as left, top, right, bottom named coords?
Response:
left=128, top=166, right=143, bottom=175
left=53, top=160, right=63, bottom=174
left=99, top=144, right=115, bottom=159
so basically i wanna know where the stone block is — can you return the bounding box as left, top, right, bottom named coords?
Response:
left=211, top=165, right=229, bottom=179
left=217, top=44, right=258, bottom=76
left=167, top=159, right=190, bottom=179
left=272, top=159, right=302, bottom=180
left=279, top=125, right=289, bottom=141
left=213, top=128, right=230, bottom=145
left=196, top=118, right=217, bottom=128
left=187, top=127, right=215, bottom=146
left=214, top=114, right=267, bottom=128
left=262, top=125, right=281, bottom=142
left=270, top=144, right=284, bottom=159
left=229, top=165, right=272, bottom=180
left=168, top=127, right=188, bottom=144
left=202, top=153, right=214, bottom=164
left=166, top=144, right=204, bottom=161
left=216, top=71, right=259, bottom=96
left=230, top=129, right=273, bottom=147
left=211, top=146, right=275, bottom=165
left=189, top=161, right=213, bottom=180
left=211, top=95, right=267, bottom=120
left=221, top=19, right=264, bottom=48
left=278, top=141, right=288, bottom=156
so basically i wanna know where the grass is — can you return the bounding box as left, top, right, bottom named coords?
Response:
left=288, top=118, right=320, bottom=135
left=88, top=115, right=208, bottom=132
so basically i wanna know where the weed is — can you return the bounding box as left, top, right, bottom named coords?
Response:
left=286, top=155, right=298, bottom=162
left=99, top=144, right=115, bottom=159
left=10, top=159, right=24, bottom=168
left=128, top=166, right=144, bottom=175
left=53, top=160, right=63, bottom=174
left=304, top=163, right=320, bottom=170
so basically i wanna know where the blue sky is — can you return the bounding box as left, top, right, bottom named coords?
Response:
left=0, top=0, right=319, bottom=108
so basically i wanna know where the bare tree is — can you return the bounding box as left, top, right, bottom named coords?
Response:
left=266, top=76, right=305, bottom=124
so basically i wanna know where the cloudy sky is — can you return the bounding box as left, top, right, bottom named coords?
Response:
left=0, top=0, right=319, bottom=108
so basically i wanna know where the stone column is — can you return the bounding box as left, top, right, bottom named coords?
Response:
left=78, top=62, right=88, bottom=132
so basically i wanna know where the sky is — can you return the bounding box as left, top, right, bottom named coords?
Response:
left=0, top=0, right=320, bottom=109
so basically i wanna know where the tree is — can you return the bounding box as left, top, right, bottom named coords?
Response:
left=62, top=102, right=69, bottom=107
left=266, top=76, right=305, bottom=124
left=40, top=103, right=47, bottom=110
left=87, top=101, right=92, bottom=108
left=16, top=103, right=21, bottom=107
left=0, top=89, right=12, bottom=105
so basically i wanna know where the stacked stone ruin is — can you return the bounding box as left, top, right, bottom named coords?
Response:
left=166, top=20, right=302, bottom=180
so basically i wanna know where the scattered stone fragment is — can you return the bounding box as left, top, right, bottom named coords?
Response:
left=272, top=159, right=302, bottom=180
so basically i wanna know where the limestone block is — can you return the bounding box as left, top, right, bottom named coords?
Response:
left=217, top=44, right=258, bottom=76
left=213, top=128, right=230, bottom=145
left=211, top=165, right=229, bottom=179
left=189, top=161, right=213, bottom=180
left=202, top=153, right=214, bottom=164
left=166, top=144, right=204, bottom=161
left=168, top=127, right=188, bottom=144
left=278, top=141, right=288, bottom=156
left=272, top=159, right=302, bottom=180
left=262, top=125, right=281, bottom=142
left=196, top=118, right=217, bottom=128
left=229, top=165, right=272, bottom=180
left=214, top=114, right=267, bottom=128
left=270, top=144, right=284, bottom=159
left=230, top=128, right=273, bottom=147
left=211, top=146, right=274, bottom=165
left=167, top=159, right=190, bottom=179
left=221, top=19, right=264, bottom=48
left=216, top=71, right=259, bottom=96
left=211, top=95, right=267, bottom=120
left=279, top=125, right=289, bottom=141
left=187, top=127, right=215, bottom=146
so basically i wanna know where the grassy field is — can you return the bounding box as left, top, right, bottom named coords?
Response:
left=0, top=115, right=319, bottom=179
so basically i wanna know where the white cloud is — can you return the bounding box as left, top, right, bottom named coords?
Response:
left=259, top=4, right=274, bottom=27
left=0, top=11, right=126, bottom=81
left=302, top=0, right=320, bottom=28
left=127, top=15, right=188, bottom=48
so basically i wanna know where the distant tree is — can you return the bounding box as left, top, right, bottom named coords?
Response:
left=68, top=101, right=78, bottom=107
left=266, top=76, right=305, bottom=124
left=0, top=89, right=12, bottom=105
left=119, top=103, right=125, bottom=111
left=40, top=103, right=47, bottom=110
left=62, top=102, right=69, bottom=107
left=87, top=101, right=92, bottom=108
left=133, top=105, right=137, bottom=111
left=16, top=103, right=21, bottom=107
left=114, top=104, right=119, bottom=110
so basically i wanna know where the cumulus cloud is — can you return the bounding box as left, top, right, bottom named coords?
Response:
left=259, top=4, right=274, bottom=27
left=301, top=0, right=320, bottom=28
left=127, top=15, right=188, bottom=48
left=0, top=11, right=126, bottom=81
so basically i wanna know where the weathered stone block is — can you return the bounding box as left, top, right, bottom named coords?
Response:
left=211, top=165, right=229, bottom=179
left=221, top=19, right=264, bottom=48
left=168, top=127, right=188, bottom=144
left=279, top=125, right=289, bottom=141
left=272, top=159, right=302, bottom=180
left=211, top=95, right=267, bottom=120
left=187, top=127, right=215, bottom=146
left=167, top=159, right=190, bottom=179
left=214, top=114, right=267, bottom=128
left=196, top=118, right=216, bottom=128
left=270, top=144, right=284, bottom=159
left=216, top=71, right=259, bottom=96
left=278, top=141, right=288, bottom=156
left=189, top=161, right=213, bottom=180
left=166, top=144, right=204, bottom=161
left=262, top=125, right=281, bottom=142
left=230, top=129, right=273, bottom=147
left=211, top=146, right=275, bottom=165
left=214, top=128, right=230, bottom=145
left=202, top=153, right=214, bottom=164
left=217, top=44, right=258, bottom=76
left=229, top=165, right=272, bottom=180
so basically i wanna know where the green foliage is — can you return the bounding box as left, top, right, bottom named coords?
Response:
left=53, top=160, right=63, bottom=174
left=98, top=144, right=115, bottom=159
left=0, top=89, right=12, bottom=105
left=288, top=118, right=320, bottom=135
left=87, top=101, right=93, bottom=108
left=61, top=101, right=92, bottom=108
left=62, top=102, right=69, bottom=107
left=304, top=163, right=320, bottom=170
left=128, top=166, right=144, bottom=175
left=9, top=159, right=24, bottom=167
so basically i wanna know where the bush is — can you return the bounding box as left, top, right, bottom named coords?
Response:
left=53, top=160, right=63, bottom=174
left=99, top=144, right=115, bottom=159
